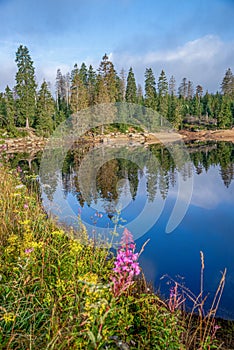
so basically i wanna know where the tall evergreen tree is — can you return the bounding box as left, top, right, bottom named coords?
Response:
left=55, top=69, right=71, bottom=122
left=35, top=81, right=55, bottom=136
left=221, top=68, right=234, bottom=98
left=79, top=62, right=88, bottom=87
left=15, top=45, right=37, bottom=127
left=158, top=70, right=168, bottom=120
left=94, top=74, right=110, bottom=105
left=144, top=68, right=157, bottom=109
left=125, top=67, right=137, bottom=103
left=55, top=69, right=66, bottom=109
left=158, top=70, right=168, bottom=97
left=70, top=68, right=89, bottom=113
left=98, top=54, right=118, bottom=102
left=167, top=94, right=181, bottom=128
left=87, top=65, right=97, bottom=106
left=217, top=96, right=232, bottom=128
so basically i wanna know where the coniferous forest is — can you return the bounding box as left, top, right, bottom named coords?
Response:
left=0, top=45, right=234, bottom=137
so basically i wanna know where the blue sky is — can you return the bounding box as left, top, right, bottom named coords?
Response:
left=0, top=0, right=234, bottom=93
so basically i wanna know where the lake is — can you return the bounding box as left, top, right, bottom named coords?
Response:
left=12, top=140, right=234, bottom=320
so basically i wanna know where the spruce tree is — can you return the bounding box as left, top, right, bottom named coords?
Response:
left=87, top=65, right=96, bottom=106
left=98, top=54, right=118, bottom=102
left=217, top=96, right=232, bottom=128
left=70, top=68, right=89, bottom=113
left=35, top=81, right=55, bottom=136
left=158, top=70, right=168, bottom=120
left=79, top=62, right=88, bottom=87
left=221, top=68, right=234, bottom=98
left=15, top=45, right=37, bottom=128
left=125, top=67, right=137, bottom=103
left=144, top=68, right=157, bottom=109
left=194, top=85, right=203, bottom=118
left=55, top=69, right=70, bottom=122
left=158, top=70, right=168, bottom=97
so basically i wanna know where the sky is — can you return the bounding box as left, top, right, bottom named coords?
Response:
left=0, top=0, right=234, bottom=94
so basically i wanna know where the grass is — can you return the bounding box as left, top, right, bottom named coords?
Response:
left=0, top=162, right=227, bottom=349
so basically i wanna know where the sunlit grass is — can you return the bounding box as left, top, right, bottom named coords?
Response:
left=0, top=163, right=225, bottom=349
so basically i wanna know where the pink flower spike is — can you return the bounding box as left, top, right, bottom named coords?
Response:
left=121, top=228, right=134, bottom=245
left=25, top=248, right=34, bottom=254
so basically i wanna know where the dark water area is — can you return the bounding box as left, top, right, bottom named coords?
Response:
left=8, top=141, right=234, bottom=320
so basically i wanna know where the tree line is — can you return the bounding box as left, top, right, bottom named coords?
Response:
left=0, top=45, right=234, bottom=137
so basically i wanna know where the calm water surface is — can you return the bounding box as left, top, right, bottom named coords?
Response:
left=13, top=141, right=234, bottom=319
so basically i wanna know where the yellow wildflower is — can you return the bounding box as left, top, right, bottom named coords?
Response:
left=2, top=312, right=16, bottom=323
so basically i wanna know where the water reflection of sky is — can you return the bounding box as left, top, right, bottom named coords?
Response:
left=42, top=160, right=234, bottom=319
left=137, top=164, right=234, bottom=320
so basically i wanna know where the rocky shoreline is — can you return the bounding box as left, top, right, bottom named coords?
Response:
left=1, top=128, right=234, bottom=154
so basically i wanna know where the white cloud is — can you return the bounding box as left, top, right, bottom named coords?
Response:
left=112, top=35, right=234, bottom=92
left=1, top=35, right=234, bottom=94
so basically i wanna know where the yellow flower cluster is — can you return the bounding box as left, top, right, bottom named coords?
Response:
left=55, top=278, right=67, bottom=292
left=5, top=227, right=44, bottom=258
left=51, top=230, right=64, bottom=238
left=83, top=279, right=109, bottom=326
left=2, top=312, right=16, bottom=323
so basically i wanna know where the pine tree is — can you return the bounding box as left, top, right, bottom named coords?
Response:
left=70, top=68, right=89, bottom=113
left=87, top=65, right=97, bottom=106
left=167, top=94, right=182, bottom=129
left=15, top=45, right=37, bottom=127
left=94, top=74, right=110, bottom=104
left=79, top=62, right=88, bottom=87
left=55, top=69, right=66, bottom=110
left=144, top=68, right=157, bottom=109
left=35, top=81, right=55, bottom=136
left=158, top=70, right=168, bottom=97
left=202, top=91, right=212, bottom=118
left=98, top=54, right=118, bottom=102
left=55, top=69, right=71, bottom=121
left=71, top=63, right=79, bottom=82
left=221, top=68, right=234, bottom=98
left=125, top=67, right=137, bottom=103
left=193, top=85, right=203, bottom=118
left=158, top=70, right=168, bottom=120
left=217, top=96, right=232, bottom=128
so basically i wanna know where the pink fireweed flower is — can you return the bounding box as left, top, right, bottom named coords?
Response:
left=110, top=228, right=140, bottom=297
left=25, top=248, right=34, bottom=254
left=24, top=204, right=29, bottom=209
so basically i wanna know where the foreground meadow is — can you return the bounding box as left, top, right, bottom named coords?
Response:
left=0, top=163, right=226, bottom=349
